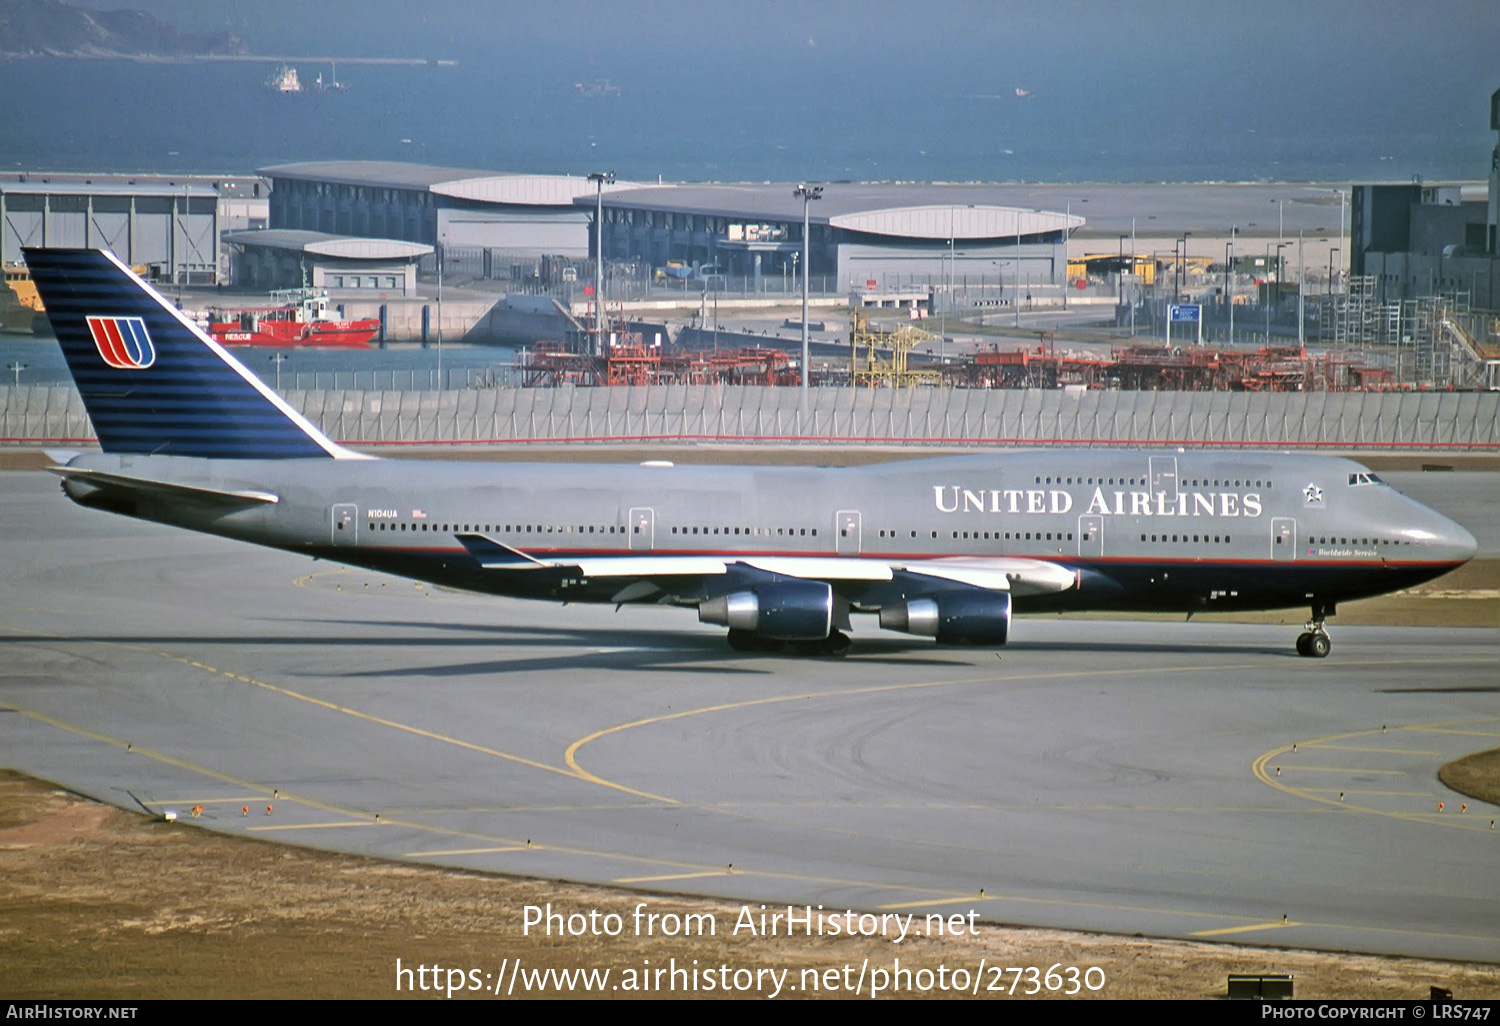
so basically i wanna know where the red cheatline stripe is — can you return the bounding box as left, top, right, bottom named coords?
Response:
left=324, top=543, right=1467, bottom=571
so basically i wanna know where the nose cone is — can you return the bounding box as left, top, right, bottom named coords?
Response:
left=1420, top=504, right=1479, bottom=566
left=1445, top=517, right=1479, bottom=565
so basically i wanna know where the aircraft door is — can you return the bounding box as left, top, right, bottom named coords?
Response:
left=1078, top=514, right=1103, bottom=559
left=835, top=510, right=862, bottom=556
left=628, top=507, right=654, bottom=551
left=331, top=503, right=358, bottom=547
left=1271, top=517, right=1296, bottom=561
left=1149, top=456, right=1178, bottom=499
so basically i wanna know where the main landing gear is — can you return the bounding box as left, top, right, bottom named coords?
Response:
left=726, top=629, right=851, bottom=657
left=1295, top=602, right=1334, bottom=658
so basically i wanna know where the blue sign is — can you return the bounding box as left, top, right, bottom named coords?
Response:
left=1169, top=304, right=1201, bottom=323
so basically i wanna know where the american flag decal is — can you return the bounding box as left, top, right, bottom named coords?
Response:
left=86, top=315, right=156, bottom=369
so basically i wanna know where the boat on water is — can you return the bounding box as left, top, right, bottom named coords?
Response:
left=202, top=288, right=377, bottom=348
left=574, top=78, right=620, bottom=97
left=313, top=62, right=348, bottom=93
left=266, top=64, right=301, bottom=93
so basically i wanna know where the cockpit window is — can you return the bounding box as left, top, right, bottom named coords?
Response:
left=1347, top=472, right=1384, bottom=486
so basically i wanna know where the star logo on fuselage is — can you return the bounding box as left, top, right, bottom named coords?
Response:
left=1303, top=483, right=1324, bottom=505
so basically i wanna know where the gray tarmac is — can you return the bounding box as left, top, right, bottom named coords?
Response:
left=1, top=467, right=1497, bottom=962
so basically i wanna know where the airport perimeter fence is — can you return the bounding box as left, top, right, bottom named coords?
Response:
left=425, top=248, right=844, bottom=303
left=4, top=384, right=1498, bottom=451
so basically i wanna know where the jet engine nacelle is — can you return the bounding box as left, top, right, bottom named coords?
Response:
left=698, top=580, right=833, bottom=640
left=879, top=591, right=1012, bottom=646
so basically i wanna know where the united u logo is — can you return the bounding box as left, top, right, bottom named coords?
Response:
left=86, top=316, right=156, bottom=369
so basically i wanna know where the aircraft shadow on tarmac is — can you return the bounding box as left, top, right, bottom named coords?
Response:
left=0, top=618, right=978, bottom=678
left=1378, top=684, right=1500, bottom=693
left=281, top=618, right=977, bottom=677
left=290, top=617, right=1329, bottom=661
left=0, top=615, right=1314, bottom=686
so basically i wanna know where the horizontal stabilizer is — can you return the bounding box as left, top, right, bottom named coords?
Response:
left=49, top=466, right=279, bottom=506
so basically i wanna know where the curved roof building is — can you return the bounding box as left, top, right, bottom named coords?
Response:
left=259, top=161, right=1082, bottom=294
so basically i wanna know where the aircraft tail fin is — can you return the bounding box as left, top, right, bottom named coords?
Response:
left=23, top=247, right=353, bottom=459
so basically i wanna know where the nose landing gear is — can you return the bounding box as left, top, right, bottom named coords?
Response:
left=1295, top=601, right=1334, bottom=658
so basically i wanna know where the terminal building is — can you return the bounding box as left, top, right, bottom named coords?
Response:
left=258, top=160, right=1083, bottom=297
left=262, top=161, right=598, bottom=255
left=595, top=182, right=1080, bottom=296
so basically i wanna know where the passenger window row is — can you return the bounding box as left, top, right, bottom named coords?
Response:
left=669, top=526, right=816, bottom=537
left=368, top=522, right=626, bottom=534
left=1140, top=534, right=1234, bottom=544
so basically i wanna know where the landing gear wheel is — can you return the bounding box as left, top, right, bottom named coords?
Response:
left=1296, top=601, right=1334, bottom=658
left=820, top=630, right=851, bottom=658
left=727, top=629, right=759, bottom=652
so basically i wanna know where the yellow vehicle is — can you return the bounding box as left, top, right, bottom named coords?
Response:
left=1068, top=253, right=1157, bottom=286
left=2, top=262, right=48, bottom=333
left=3, top=261, right=152, bottom=333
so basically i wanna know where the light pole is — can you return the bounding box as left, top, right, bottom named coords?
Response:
left=268, top=352, right=289, bottom=391
left=1265, top=242, right=1291, bottom=341
left=794, top=183, right=822, bottom=413
left=1016, top=214, right=1022, bottom=327
left=1296, top=229, right=1305, bottom=347
left=1275, top=242, right=1292, bottom=346
left=436, top=232, right=444, bottom=388
left=1177, top=233, right=1190, bottom=303
left=943, top=210, right=954, bottom=360
left=1264, top=244, right=1271, bottom=342
left=1063, top=202, right=1070, bottom=312
left=1117, top=234, right=1127, bottom=301
left=7, top=361, right=26, bottom=387
left=1226, top=225, right=1236, bottom=345
left=588, top=171, right=615, bottom=359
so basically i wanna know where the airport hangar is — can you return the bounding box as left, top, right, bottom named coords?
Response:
left=0, top=171, right=266, bottom=285
left=257, top=160, right=1083, bottom=297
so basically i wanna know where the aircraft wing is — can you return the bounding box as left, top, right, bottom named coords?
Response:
left=456, top=534, right=1077, bottom=599
left=893, top=557, right=1079, bottom=596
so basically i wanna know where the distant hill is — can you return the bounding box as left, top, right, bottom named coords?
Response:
left=0, top=0, right=246, bottom=57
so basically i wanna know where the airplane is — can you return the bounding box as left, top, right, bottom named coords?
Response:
left=24, top=247, right=1479, bottom=659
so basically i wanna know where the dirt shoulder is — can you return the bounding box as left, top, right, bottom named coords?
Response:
left=1, top=771, right=1496, bottom=1001
left=1440, top=749, right=1500, bottom=807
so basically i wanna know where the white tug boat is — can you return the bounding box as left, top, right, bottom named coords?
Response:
left=266, top=65, right=301, bottom=93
